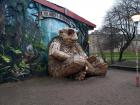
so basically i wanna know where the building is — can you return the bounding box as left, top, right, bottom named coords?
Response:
left=89, top=30, right=105, bottom=54
left=28, top=0, right=96, bottom=54
left=127, top=35, right=140, bottom=52
left=89, top=31, right=140, bottom=54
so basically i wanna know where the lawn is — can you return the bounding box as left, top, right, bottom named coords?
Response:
left=94, top=51, right=140, bottom=62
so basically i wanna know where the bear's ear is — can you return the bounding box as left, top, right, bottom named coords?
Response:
left=59, top=30, right=63, bottom=35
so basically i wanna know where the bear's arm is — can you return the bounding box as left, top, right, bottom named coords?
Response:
left=49, top=39, right=70, bottom=61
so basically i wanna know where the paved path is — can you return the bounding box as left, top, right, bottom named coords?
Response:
left=0, top=69, right=140, bottom=105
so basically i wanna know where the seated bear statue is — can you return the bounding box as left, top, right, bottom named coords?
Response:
left=48, top=28, right=108, bottom=80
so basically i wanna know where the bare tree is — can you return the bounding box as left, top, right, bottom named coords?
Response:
left=102, top=0, right=140, bottom=61
left=101, top=24, right=121, bottom=63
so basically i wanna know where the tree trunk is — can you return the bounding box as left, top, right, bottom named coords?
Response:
left=97, top=37, right=107, bottom=63
left=110, top=49, right=114, bottom=64
left=100, top=48, right=107, bottom=63
left=118, top=50, right=123, bottom=62
left=118, top=41, right=131, bottom=62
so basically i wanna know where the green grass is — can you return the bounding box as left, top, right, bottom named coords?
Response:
left=94, top=51, right=140, bottom=61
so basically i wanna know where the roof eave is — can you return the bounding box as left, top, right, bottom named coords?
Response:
left=33, top=0, right=96, bottom=28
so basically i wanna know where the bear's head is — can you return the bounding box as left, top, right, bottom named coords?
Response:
left=59, top=28, right=78, bottom=42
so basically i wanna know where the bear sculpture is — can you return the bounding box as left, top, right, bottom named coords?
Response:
left=48, top=28, right=108, bottom=80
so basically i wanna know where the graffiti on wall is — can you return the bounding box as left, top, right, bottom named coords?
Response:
left=33, top=10, right=75, bottom=27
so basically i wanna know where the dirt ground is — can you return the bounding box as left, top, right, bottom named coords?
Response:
left=0, top=69, right=140, bottom=105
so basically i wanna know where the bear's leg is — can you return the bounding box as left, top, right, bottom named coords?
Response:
left=60, top=62, right=85, bottom=77
left=86, top=56, right=108, bottom=76
left=58, top=57, right=86, bottom=78
left=93, top=63, right=108, bottom=76
left=74, top=70, right=87, bottom=80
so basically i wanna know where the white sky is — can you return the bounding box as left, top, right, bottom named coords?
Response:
left=47, top=0, right=115, bottom=30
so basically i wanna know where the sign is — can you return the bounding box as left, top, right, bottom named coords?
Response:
left=34, top=10, right=75, bottom=27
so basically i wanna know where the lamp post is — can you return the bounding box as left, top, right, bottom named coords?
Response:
left=131, top=14, right=140, bottom=87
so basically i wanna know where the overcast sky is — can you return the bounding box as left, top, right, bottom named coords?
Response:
left=47, top=0, right=115, bottom=30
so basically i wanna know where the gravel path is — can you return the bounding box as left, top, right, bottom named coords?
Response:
left=0, top=69, right=140, bottom=105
